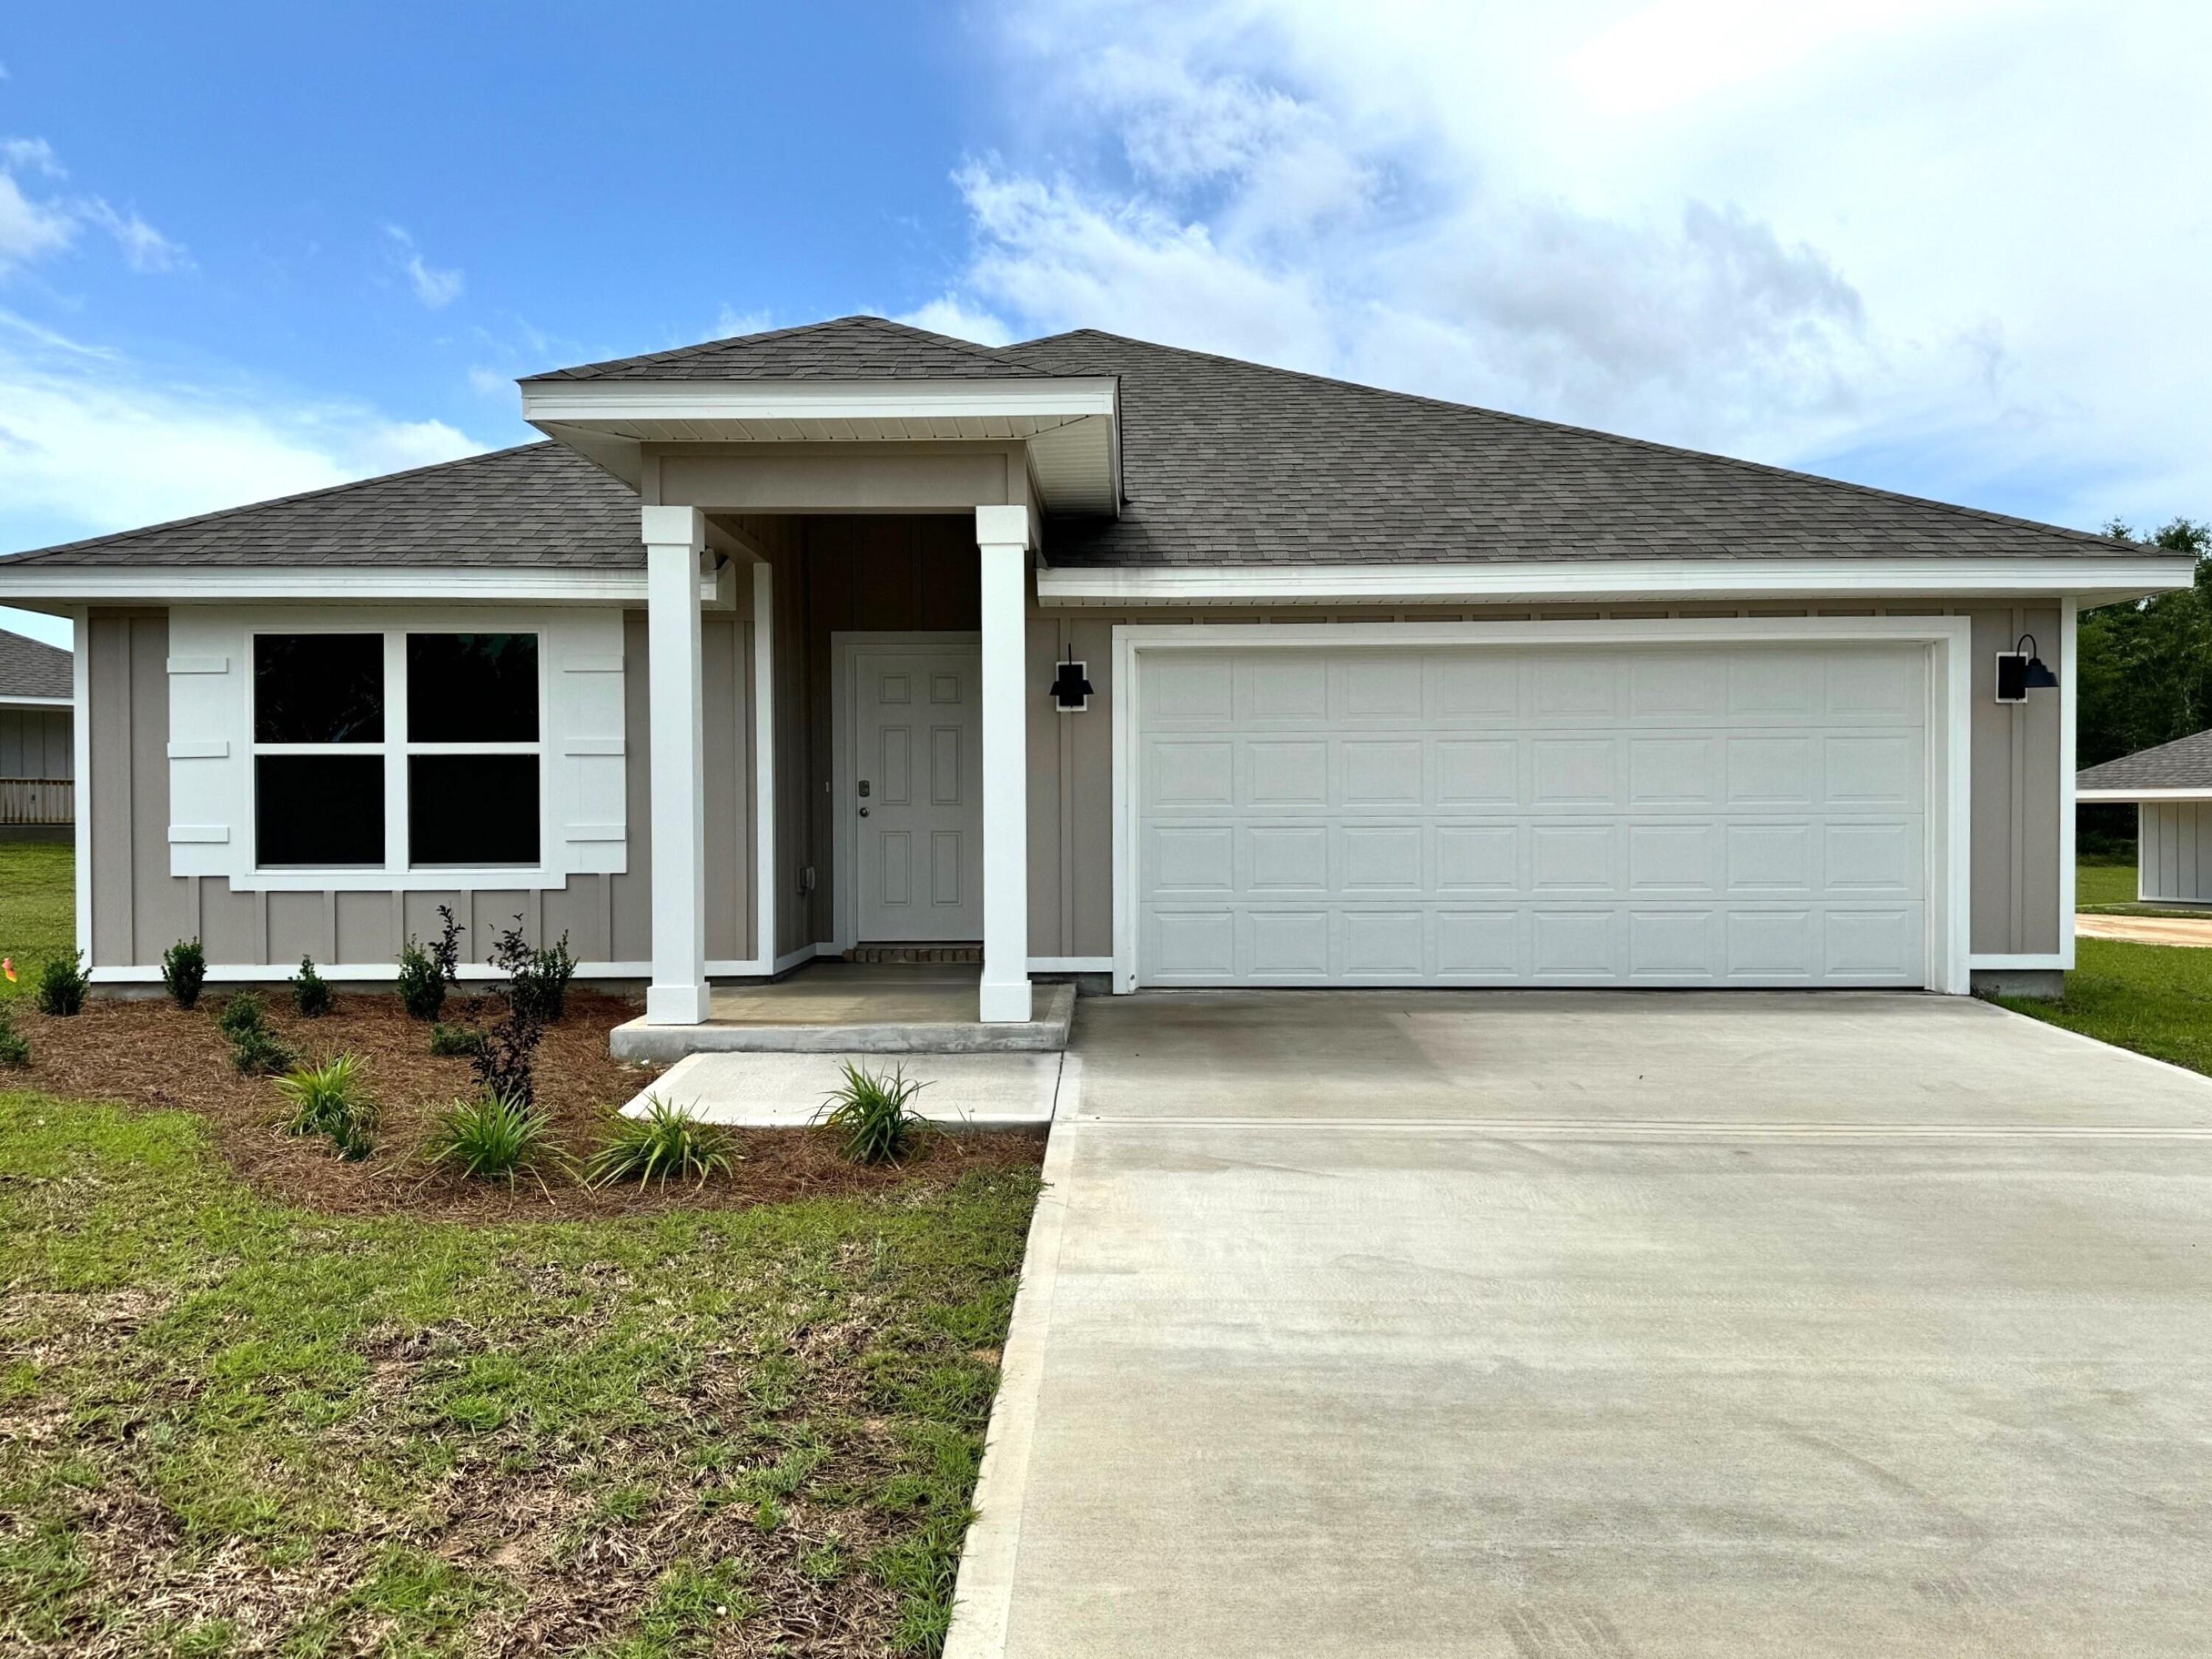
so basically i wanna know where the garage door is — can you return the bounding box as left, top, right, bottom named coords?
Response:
left=1135, top=642, right=1930, bottom=987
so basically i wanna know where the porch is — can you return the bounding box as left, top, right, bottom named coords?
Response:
left=608, top=961, right=1075, bottom=1062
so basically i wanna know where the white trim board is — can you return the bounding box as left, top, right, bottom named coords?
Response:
left=2079, top=787, right=2212, bottom=802
left=827, top=630, right=984, bottom=954
left=1041, top=555, right=2193, bottom=609
left=0, top=567, right=715, bottom=607
left=71, top=608, right=90, bottom=965
left=524, top=375, right=1117, bottom=427
left=1110, top=616, right=1976, bottom=998
left=0, top=695, right=72, bottom=711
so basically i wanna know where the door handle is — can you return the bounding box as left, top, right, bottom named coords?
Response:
left=858, top=807, right=869, bottom=817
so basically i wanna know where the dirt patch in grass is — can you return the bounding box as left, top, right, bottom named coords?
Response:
left=5, top=990, right=1043, bottom=1223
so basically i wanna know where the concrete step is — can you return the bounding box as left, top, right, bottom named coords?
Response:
left=609, top=981, right=1074, bottom=1063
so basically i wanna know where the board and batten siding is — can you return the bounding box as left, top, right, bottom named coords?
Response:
left=0, top=707, right=71, bottom=779
left=2138, top=801, right=2212, bottom=903
left=84, top=606, right=759, bottom=974
left=1022, top=597, right=2067, bottom=964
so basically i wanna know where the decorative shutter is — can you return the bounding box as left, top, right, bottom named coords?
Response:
left=546, top=609, right=627, bottom=875
left=166, top=608, right=251, bottom=879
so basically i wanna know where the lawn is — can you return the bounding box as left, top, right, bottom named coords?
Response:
left=0, top=841, right=72, bottom=998
left=0, top=846, right=1045, bottom=1655
left=1997, top=935, right=2212, bottom=1078
left=2077, top=857, right=2138, bottom=908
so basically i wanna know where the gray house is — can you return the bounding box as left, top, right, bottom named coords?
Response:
left=2079, top=731, right=2212, bottom=905
left=0, top=316, right=2189, bottom=1025
left=0, top=627, right=75, bottom=838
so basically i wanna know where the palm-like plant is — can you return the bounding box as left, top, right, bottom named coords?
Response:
left=814, top=1062, right=929, bottom=1166
left=421, top=1092, right=566, bottom=1187
left=585, top=1095, right=737, bottom=1190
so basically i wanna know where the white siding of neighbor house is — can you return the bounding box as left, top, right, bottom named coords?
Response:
left=2139, top=801, right=2212, bottom=903
left=0, top=708, right=72, bottom=779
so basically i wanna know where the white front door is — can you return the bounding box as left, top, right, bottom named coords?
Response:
left=852, top=644, right=984, bottom=942
left=1135, top=641, right=1932, bottom=987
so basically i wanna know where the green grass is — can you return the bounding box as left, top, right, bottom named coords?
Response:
left=0, top=842, right=72, bottom=1000
left=0, top=1092, right=1039, bottom=1655
left=1997, top=935, right=2212, bottom=1077
left=2076, top=858, right=2139, bottom=908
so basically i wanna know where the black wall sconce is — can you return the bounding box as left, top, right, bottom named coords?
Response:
left=1994, top=633, right=2059, bottom=704
left=1051, top=658, right=1093, bottom=712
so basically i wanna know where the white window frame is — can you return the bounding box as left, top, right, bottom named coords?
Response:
left=248, top=625, right=549, bottom=880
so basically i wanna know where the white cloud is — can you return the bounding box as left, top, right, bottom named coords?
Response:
left=713, top=305, right=771, bottom=340
left=467, top=364, right=511, bottom=397
left=0, top=135, right=187, bottom=277
left=897, top=293, right=1012, bottom=346
left=0, top=327, right=483, bottom=556
left=384, top=224, right=464, bottom=309
left=957, top=0, right=2212, bottom=527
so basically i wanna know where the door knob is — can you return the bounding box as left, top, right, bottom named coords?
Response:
left=858, top=807, right=869, bottom=817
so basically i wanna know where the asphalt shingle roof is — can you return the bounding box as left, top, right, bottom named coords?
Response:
left=0, top=630, right=72, bottom=698
left=2078, top=730, right=2212, bottom=793
left=1, top=442, right=641, bottom=568
left=0, top=316, right=2157, bottom=572
left=1009, top=330, right=2138, bottom=566
left=523, top=314, right=1047, bottom=382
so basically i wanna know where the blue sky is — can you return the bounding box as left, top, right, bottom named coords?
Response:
left=4, top=1, right=2210, bottom=646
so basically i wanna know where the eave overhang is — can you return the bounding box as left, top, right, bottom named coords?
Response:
left=522, top=375, right=1122, bottom=517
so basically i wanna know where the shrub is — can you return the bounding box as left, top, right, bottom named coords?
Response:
left=470, top=1004, right=543, bottom=1109
left=815, top=1062, right=929, bottom=1166
left=585, top=1096, right=737, bottom=1190
left=0, top=1006, right=29, bottom=1068
left=216, top=993, right=296, bottom=1077
left=35, top=951, right=87, bottom=1018
left=397, top=905, right=465, bottom=1020
left=490, top=916, right=577, bottom=1026
left=421, top=1092, right=564, bottom=1185
left=274, top=1052, right=377, bottom=1160
left=428, top=1020, right=484, bottom=1057
left=161, top=938, right=206, bottom=1010
left=291, top=956, right=332, bottom=1018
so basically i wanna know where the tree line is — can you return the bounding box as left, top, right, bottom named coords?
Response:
left=2078, top=516, right=2212, bottom=851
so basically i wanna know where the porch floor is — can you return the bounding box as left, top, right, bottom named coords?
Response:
left=608, top=961, right=1075, bottom=1062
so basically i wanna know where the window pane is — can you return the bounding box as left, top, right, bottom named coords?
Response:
left=255, top=634, right=383, bottom=743
left=407, top=634, right=539, bottom=742
left=409, top=754, right=540, bottom=865
left=256, top=756, right=384, bottom=866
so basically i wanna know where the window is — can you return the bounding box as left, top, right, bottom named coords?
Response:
left=251, top=630, right=542, bottom=872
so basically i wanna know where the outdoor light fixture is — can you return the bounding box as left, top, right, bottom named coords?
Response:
left=1994, top=633, right=2059, bottom=704
left=1051, top=658, right=1093, bottom=712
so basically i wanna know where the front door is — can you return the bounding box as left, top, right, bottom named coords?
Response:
left=852, top=644, right=984, bottom=942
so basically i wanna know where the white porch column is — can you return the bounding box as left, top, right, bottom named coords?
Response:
left=977, top=505, right=1033, bottom=1023
left=643, top=504, right=712, bottom=1025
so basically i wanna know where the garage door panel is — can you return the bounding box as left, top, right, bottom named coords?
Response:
left=1136, top=642, right=1928, bottom=989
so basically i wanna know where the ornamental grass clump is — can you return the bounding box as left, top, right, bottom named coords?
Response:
left=815, top=1061, right=930, bottom=1166
left=420, top=1091, right=565, bottom=1187
left=274, top=1051, right=377, bottom=1161
left=585, top=1095, right=737, bottom=1191
left=160, top=938, right=206, bottom=1010
left=35, top=950, right=86, bottom=1018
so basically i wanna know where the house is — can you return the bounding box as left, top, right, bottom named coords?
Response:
left=2079, top=731, right=2212, bottom=905
left=0, top=628, right=76, bottom=839
left=0, top=316, right=2190, bottom=1032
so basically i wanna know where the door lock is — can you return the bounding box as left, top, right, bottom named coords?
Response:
left=858, top=779, right=871, bottom=798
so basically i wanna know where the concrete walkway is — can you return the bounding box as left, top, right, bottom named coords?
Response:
left=950, top=992, right=2212, bottom=1658
left=2077, top=911, right=2212, bottom=947
left=621, top=1049, right=1062, bottom=1126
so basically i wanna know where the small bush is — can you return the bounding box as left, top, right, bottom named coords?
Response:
left=585, top=1096, right=737, bottom=1190
left=421, top=1092, right=564, bottom=1185
left=0, top=1006, right=29, bottom=1068
left=428, top=1020, right=484, bottom=1057
left=161, top=938, right=206, bottom=1010
left=35, top=951, right=87, bottom=1018
left=216, top=993, right=296, bottom=1077
left=815, top=1062, right=929, bottom=1166
left=490, top=916, right=577, bottom=1026
left=291, top=956, right=332, bottom=1018
left=274, top=1053, right=377, bottom=1160
left=470, top=1007, right=542, bottom=1109
left=397, top=905, right=465, bottom=1020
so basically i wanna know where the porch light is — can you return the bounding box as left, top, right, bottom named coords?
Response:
left=1994, top=633, right=2059, bottom=703
left=1051, top=658, right=1093, bottom=712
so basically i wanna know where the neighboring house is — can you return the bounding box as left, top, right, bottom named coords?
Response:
left=2078, top=731, right=2212, bottom=904
left=0, top=627, right=75, bottom=838
left=0, top=316, right=2191, bottom=1020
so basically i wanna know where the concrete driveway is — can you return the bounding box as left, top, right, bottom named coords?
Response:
left=949, top=992, right=2212, bottom=1658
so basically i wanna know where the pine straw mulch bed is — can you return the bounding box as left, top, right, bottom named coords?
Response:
left=3, top=988, right=1043, bottom=1222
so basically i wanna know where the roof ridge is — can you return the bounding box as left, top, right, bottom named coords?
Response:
left=0, top=442, right=549, bottom=565
left=522, top=313, right=1048, bottom=383
left=1013, top=328, right=2131, bottom=554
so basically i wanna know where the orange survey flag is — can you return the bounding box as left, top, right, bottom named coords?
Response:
left=2, top=959, right=14, bottom=984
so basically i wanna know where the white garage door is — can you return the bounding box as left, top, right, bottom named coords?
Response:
left=1135, top=642, right=1930, bottom=987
